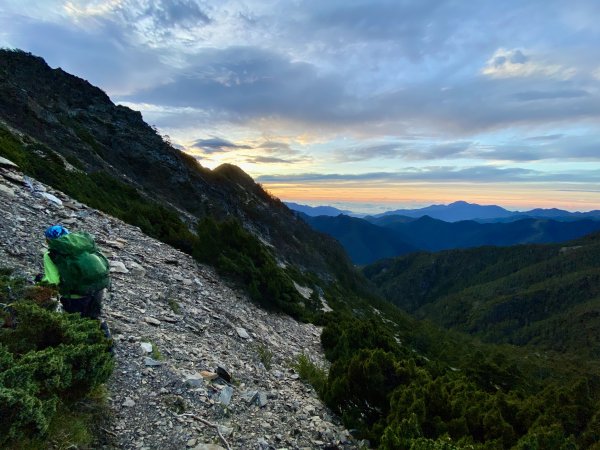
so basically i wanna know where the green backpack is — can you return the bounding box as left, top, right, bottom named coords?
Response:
left=48, top=232, right=110, bottom=296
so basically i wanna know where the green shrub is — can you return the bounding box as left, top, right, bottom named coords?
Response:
left=293, top=353, right=327, bottom=395
left=0, top=301, right=113, bottom=446
left=193, top=217, right=312, bottom=320
left=254, top=342, right=273, bottom=370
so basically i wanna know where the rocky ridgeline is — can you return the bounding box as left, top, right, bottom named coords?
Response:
left=0, top=157, right=359, bottom=450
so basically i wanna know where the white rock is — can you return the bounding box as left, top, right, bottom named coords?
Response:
left=140, top=342, right=153, bottom=353
left=122, top=397, right=136, bottom=407
left=0, top=156, right=18, bottom=168
left=0, top=184, right=15, bottom=197
left=40, top=192, right=63, bottom=206
left=235, top=327, right=250, bottom=339
left=110, top=260, right=129, bottom=273
left=128, top=261, right=146, bottom=277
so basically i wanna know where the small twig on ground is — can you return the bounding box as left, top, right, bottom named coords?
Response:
left=179, top=413, right=232, bottom=450
left=101, top=427, right=119, bottom=437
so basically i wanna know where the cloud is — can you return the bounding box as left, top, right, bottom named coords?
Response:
left=141, top=0, right=210, bottom=29
left=334, top=142, right=473, bottom=162
left=245, top=155, right=308, bottom=164
left=64, top=0, right=124, bottom=19
left=335, top=143, right=403, bottom=162
left=482, top=48, right=576, bottom=80
left=121, top=40, right=600, bottom=137
left=65, top=0, right=210, bottom=30
left=256, top=165, right=600, bottom=184
left=192, top=137, right=252, bottom=154
left=513, top=89, right=589, bottom=101
left=525, top=134, right=564, bottom=141
left=0, top=14, right=170, bottom=95
left=124, top=46, right=349, bottom=123
left=258, top=141, right=301, bottom=156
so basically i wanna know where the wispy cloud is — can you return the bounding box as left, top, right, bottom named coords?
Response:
left=245, top=155, right=310, bottom=164
left=513, top=89, right=589, bottom=102
left=192, top=137, right=252, bottom=154
left=482, top=48, right=576, bottom=80
left=257, top=166, right=600, bottom=184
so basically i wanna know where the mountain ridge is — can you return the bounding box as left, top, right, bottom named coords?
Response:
left=286, top=199, right=600, bottom=222
left=302, top=212, right=600, bottom=264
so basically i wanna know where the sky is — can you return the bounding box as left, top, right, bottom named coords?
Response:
left=2, top=0, right=600, bottom=213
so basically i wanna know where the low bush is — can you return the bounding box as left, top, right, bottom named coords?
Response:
left=0, top=272, right=113, bottom=447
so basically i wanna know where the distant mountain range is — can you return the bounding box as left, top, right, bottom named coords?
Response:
left=284, top=202, right=352, bottom=217
left=301, top=212, right=600, bottom=264
left=299, top=213, right=417, bottom=265
left=287, top=200, right=600, bottom=222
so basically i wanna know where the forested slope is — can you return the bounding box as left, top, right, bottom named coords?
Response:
left=364, top=232, right=600, bottom=356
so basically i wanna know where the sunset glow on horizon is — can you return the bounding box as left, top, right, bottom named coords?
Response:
left=261, top=182, right=600, bottom=214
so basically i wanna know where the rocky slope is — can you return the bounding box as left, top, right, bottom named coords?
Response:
left=0, top=158, right=358, bottom=449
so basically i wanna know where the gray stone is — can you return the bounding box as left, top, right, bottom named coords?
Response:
left=128, top=261, right=146, bottom=277
left=235, top=327, right=250, bottom=339
left=241, top=390, right=258, bottom=404
left=122, top=397, right=136, bottom=407
left=1, top=170, right=23, bottom=184
left=217, top=425, right=234, bottom=437
left=184, top=374, right=205, bottom=388
left=0, top=184, right=15, bottom=197
left=110, top=260, right=129, bottom=273
left=144, top=317, right=161, bottom=326
left=218, top=386, right=234, bottom=405
left=144, top=357, right=163, bottom=367
left=258, top=391, right=268, bottom=407
left=105, top=240, right=126, bottom=249
left=192, top=445, right=226, bottom=450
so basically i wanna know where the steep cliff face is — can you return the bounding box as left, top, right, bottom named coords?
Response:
left=0, top=49, right=356, bottom=281
left=0, top=160, right=358, bottom=449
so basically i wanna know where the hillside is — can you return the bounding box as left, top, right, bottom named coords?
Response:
left=300, top=213, right=417, bottom=264
left=368, top=215, right=600, bottom=251
left=363, top=234, right=600, bottom=356
left=302, top=211, right=600, bottom=263
left=0, top=49, right=358, bottom=288
left=0, top=161, right=359, bottom=449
